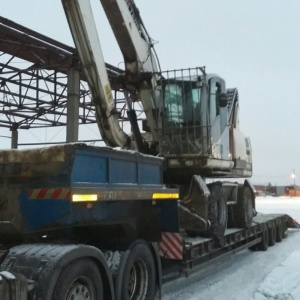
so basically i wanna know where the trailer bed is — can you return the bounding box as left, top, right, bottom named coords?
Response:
left=162, top=213, right=299, bottom=282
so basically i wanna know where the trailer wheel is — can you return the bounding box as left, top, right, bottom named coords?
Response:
left=205, top=183, right=227, bottom=238
left=276, top=220, right=284, bottom=242
left=234, top=186, right=253, bottom=228
left=268, top=222, right=276, bottom=246
left=258, top=225, right=269, bottom=251
left=52, top=258, right=103, bottom=300
left=115, top=242, right=156, bottom=300
left=227, top=204, right=236, bottom=228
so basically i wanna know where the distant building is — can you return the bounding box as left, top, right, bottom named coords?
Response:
left=275, top=186, right=286, bottom=196
left=267, top=185, right=286, bottom=197
left=285, top=185, right=300, bottom=197
left=254, top=184, right=295, bottom=197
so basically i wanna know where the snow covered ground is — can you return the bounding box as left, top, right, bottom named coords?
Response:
left=163, top=197, right=300, bottom=300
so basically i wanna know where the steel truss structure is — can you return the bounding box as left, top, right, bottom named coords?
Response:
left=0, top=59, right=93, bottom=130
left=0, top=16, right=143, bottom=146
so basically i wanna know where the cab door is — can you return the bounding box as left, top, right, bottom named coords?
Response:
left=208, top=77, right=230, bottom=160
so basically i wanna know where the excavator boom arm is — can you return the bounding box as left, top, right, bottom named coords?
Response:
left=100, top=0, right=161, bottom=142
left=62, top=0, right=130, bottom=147
left=100, top=0, right=157, bottom=74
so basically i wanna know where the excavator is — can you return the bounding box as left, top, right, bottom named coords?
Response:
left=3, top=1, right=299, bottom=300
left=61, top=0, right=255, bottom=238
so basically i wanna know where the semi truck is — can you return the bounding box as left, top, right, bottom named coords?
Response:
left=0, top=0, right=299, bottom=299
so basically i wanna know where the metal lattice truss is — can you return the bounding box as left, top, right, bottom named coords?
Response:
left=0, top=16, right=144, bottom=145
left=0, top=58, right=94, bottom=130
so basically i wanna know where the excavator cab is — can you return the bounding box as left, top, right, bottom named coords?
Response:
left=159, top=70, right=204, bottom=158
left=158, top=68, right=252, bottom=183
left=159, top=69, right=226, bottom=157
left=163, top=79, right=202, bottom=127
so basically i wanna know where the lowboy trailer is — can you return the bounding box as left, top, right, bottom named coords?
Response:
left=0, top=144, right=298, bottom=300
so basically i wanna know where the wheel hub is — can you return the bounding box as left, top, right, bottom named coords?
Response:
left=128, top=259, right=148, bottom=300
left=67, top=279, right=94, bottom=300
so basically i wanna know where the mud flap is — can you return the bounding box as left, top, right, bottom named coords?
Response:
left=0, top=271, right=28, bottom=300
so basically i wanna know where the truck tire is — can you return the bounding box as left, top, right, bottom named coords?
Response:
left=250, top=225, right=269, bottom=251
left=258, top=225, right=269, bottom=251
left=205, top=183, right=227, bottom=238
left=234, top=186, right=253, bottom=228
left=227, top=204, right=236, bottom=228
left=276, top=220, right=284, bottom=242
left=115, top=242, right=156, bottom=300
left=52, top=258, right=103, bottom=300
left=268, top=222, right=276, bottom=246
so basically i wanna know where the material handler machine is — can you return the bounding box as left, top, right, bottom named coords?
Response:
left=0, top=1, right=298, bottom=299
left=62, top=0, right=254, bottom=238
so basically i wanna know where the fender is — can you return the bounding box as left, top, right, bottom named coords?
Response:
left=244, top=179, right=256, bottom=213
left=1, top=244, right=114, bottom=300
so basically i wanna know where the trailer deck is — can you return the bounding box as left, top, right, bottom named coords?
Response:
left=162, top=213, right=299, bottom=283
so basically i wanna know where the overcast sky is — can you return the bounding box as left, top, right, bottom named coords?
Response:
left=1, top=0, right=300, bottom=186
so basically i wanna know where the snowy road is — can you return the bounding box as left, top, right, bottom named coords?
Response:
left=163, top=197, right=300, bottom=300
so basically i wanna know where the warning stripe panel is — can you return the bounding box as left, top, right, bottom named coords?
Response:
left=158, top=232, right=183, bottom=260
left=28, top=188, right=71, bottom=200
left=163, top=232, right=182, bottom=257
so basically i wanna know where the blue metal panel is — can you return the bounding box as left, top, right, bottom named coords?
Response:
left=20, top=190, right=136, bottom=231
left=138, top=163, right=161, bottom=184
left=110, top=158, right=137, bottom=184
left=64, top=201, right=135, bottom=225
left=20, top=190, right=71, bottom=230
left=71, top=150, right=108, bottom=183
left=0, top=145, right=173, bottom=238
left=70, top=147, right=164, bottom=186
left=157, top=200, right=180, bottom=233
